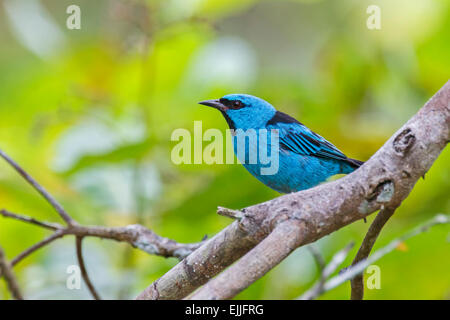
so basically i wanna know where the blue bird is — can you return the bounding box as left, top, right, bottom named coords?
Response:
left=199, top=94, right=363, bottom=193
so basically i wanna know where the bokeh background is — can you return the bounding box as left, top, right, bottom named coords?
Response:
left=0, top=0, right=449, bottom=299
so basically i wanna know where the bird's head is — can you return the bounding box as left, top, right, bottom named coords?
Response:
left=199, top=94, right=276, bottom=130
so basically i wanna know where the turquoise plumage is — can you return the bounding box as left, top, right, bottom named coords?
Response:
left=200, top=94, right=363, bottom=193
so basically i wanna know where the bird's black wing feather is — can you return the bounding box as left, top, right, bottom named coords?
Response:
left=267, top=111, right=362, bottom=168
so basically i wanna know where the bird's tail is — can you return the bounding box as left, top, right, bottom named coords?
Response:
left=345, top=157, right=364, bottom=169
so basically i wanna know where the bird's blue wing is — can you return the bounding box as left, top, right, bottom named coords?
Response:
left=267, top=121, right=348, bottom=161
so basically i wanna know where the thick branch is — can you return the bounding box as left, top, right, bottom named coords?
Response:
left=137, top=80, right=450, bottom=300
left=189, top=220, right=305, bottom=299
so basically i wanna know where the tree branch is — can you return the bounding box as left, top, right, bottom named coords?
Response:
left=307, top=244, right=326, bottom=284
left=76, top=236, right=101, bottom=300
left=9, top=231, right=65, bottom=269
left=0, top=148, right=203, bottom=296
left=189, top=220, right=305, bottom=299
left=318, top=214, right=449, bottom=297
left=217, top=206, right=245, bottom=220
left=0, top=209, right=61, bottom=230
left=0, top=149, right=76, bottom=226
left=350, top=206, right=396, bottom=300
left=0, top=244, right=23, bottom=300
left=0, top=209, right=202, bottom=269
left=299, top=242, right=354, bottom=300
left=137, top=80, right=450, bottom=300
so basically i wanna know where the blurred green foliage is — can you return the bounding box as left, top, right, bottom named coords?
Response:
left=0, top=0, right=449, bottom=299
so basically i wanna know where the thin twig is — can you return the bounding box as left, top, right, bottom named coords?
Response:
left=75, top=236, right=101, bottom=300
left=320, top=214, right=449, bottom=296
left=0, top=149, right=76, bottom=226
left=217, top=207, right=245, bottom=220
left=299, top=242, right=354, bottom=300
left=0, top=209, right=62, bottom=231
left=0, top=244, right=24, bottom=300
left=307, top=244, right=327, bottom=289
left=350, top=207, right=396, bottom=299
left=308, top=245, right=326, bottom=272
left=10, top=231, right=66, bottom=268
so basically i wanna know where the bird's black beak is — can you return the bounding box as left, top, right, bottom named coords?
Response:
left=198, top=99, right=226, bottom=111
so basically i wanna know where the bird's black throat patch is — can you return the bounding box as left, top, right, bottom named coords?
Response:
left=220, top=110, right=236, bottom=130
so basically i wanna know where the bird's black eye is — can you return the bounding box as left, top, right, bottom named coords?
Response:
left=232, top=100, right=243, bottom=108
